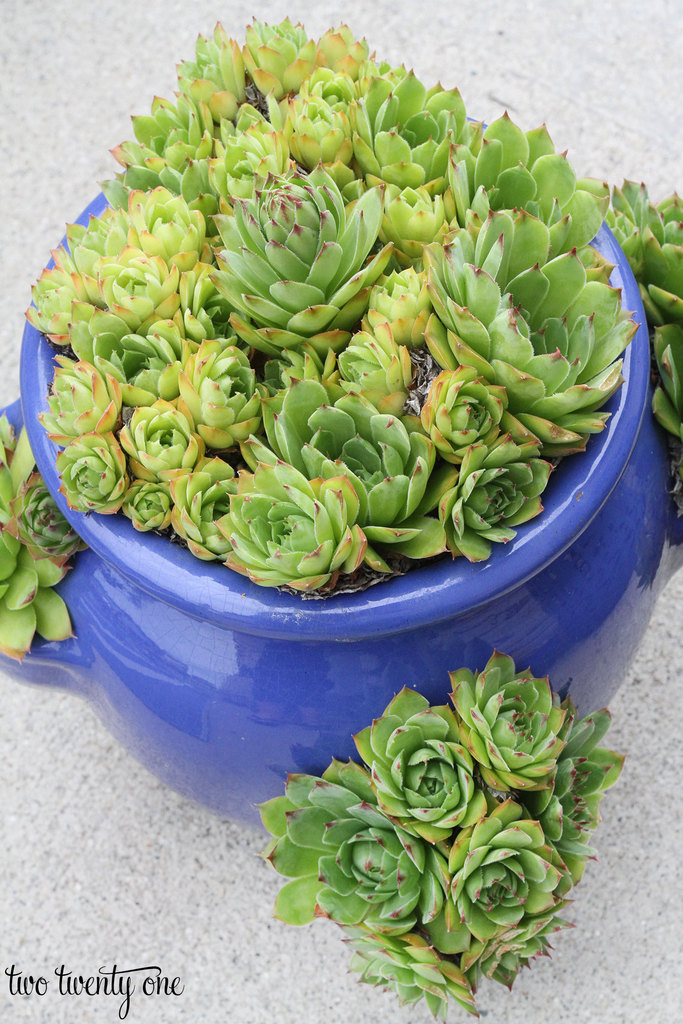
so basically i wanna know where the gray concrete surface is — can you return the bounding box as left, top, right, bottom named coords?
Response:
left=1, top=2, right=681, bottom=1021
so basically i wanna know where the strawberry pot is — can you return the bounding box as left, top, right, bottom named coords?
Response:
left=1, top=193, right=680, bottom=828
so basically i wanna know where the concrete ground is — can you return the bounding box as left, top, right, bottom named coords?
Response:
left=1, top=2, right=681, bottom=1021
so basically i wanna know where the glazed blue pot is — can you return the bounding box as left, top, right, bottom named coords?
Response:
left=4, top=194, right=682, bottom=827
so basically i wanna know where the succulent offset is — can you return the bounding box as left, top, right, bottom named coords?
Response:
left=27, top=17, right=639, bottom=596
left=261, top=651, right=624, bottom=1020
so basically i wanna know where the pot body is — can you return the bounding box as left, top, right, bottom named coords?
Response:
left=6, top=204, right=683, bottom=826
left=8, top=392, right=680, bottom=826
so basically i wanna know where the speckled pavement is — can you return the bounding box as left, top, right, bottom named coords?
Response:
left=1, top=3, right=681, bottom=1021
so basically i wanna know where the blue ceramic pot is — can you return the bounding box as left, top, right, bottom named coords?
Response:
left=4, top=195, right=682, bottom=826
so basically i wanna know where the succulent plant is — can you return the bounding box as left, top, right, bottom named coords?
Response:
left=462, top=909, right=570, bottom=990
left=449, top=113, right=609, bottom=252
left=353, top=687, right=487, bottom=843
left=343, top=926, right=477, bottom=1020
left=213, top=167, right=392, bottom=356
left=40, top=356, right=123, bottom=444
left=210, top=115, right=291, bottom=203
left=521, top=699, right=624, bottom=885
left=175, top=22, right=247, bottom=122
left=337, top=321, right=414, bottom=415
left=424, top=218, right=635, bottom=455
left=121, top=479, right=173, bottom=533
left=246, top=380, right=450, bottom=563
left=314, top=25, right=371, bottom=80
left=219, top=459, right=367, bottom=591
left=379, top=184, right=450, bottom=266
left=365, top=267, right=431, bottom=348
left=349, top=71, right=471, bottom=193
left=0, top=421, right=77, bottom=659
left=56, top=432, right=129, bottom=514
left=169, top=459, right=236, bottom=559
left=438, top=435, right=551, bottom=561
left=651, top=323, right=683, bottom=443
left=119, top=401, right=204, bottom=482
left=449, top=651, right=566, bottom=790
left=242, top=18, right=317, bottom=100
left=260, top=758, right=450, bottom=934
left=177, top=340, right=263, bottom=450
left=420, top=366, right=507, bottom=463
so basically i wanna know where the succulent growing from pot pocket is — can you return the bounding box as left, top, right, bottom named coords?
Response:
left=343, top=926, right=477, bottom=1020
left=0, top=422, right=76, bottom=659
left=449, top=650, right=566, bottom=790
left=260, top=759, right=450, bottom=935
left=219, top=459, right=367, bottom=590
left=353, top=687, right=487, bottom=843
left=212, top=168, right=392, bottom=356
left=438, top=436, right=551, bottom=561
left=521, top=699, right=624, bottom=885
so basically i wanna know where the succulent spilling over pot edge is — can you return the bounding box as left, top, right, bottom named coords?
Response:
left=6, top=14, right=683, bottom=1023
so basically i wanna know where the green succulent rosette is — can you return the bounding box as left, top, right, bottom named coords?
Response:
left=365, top=267, right=431, bottom=348
left=56, top=432, right=129, bottom=514
left=343, top=926, right=477, bottom=1020
left=263, top=345, right=343, bottom=401
left=441, top=798, right=565, bottom=947
left=210, top=114, right=292, bottom=205
left=242, top=18, right=316, bottom=100
left=651, top=323, right=683, bottom=445
left=420, top=366, right=507, bottom=464
left=379, top=184, right=451, bottom=266
left=438, top=435, right=551, bottom=561
left=177, top=340, right=264, bottom=450
left=121, top=479, right=173, bottom=533
left=176, top=23, right=247, bottom=122
left=283, top=82, right=354, bottom=177
left=449, top=651, right=566, bottom=791
left=349, top=71, right=472, bottom=194
left=424, top=216, right=635, bottom=455
left=219, top=459, right=368, bottom=591
left=119, top=401, right=204, bottom=483
left=338, top=322, right=414, bottom=415
left=0, top=423, right=78, bottom=660
left=520, top=699, right=624, bottom=885
left=353, top=687, right=487, bottom=843
left=449, top=113, right=609, bottom=252
left=246, top=379, right=450, bottom=564
left=212, top=167, right=392, bottom=357
left=7, top=472, right=83, bottom=566
left=607, top=181, right=683, bottom=325
left=462, top=910, right=571, bottom=991
left=39, top=356, right=123, bottom=445
left=260, top=759, right=450, bottom=935
left=314, top=26, right=370, bottom=80
left=169, top=458, right=236, bottom=560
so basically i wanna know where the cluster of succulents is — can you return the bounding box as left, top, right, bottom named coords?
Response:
left=27, top=18, right=637, bottom=594
left=260, top=651, right=624, bottom=1019
left=0, top=415, right=81, bottom=659
left=606, top=182, right=683, bottom=491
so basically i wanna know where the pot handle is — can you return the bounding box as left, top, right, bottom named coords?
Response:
left=0, top=397, right=90, bottom=689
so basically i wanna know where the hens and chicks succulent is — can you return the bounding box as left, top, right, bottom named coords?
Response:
left=261, top=652, right=623, bottom=1019
left=27, top=17, right=638, bottom=594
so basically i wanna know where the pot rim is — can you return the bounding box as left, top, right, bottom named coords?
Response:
left=20, top=193, right=649, bottom=641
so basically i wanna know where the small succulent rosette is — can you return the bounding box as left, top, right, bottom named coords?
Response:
left=261, top=651, right=624, bottom=1020
left=0, top=417, right=82, bottom=660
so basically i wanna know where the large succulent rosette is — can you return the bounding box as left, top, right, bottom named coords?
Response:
left=262, top=651, right=623, bottom=1020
